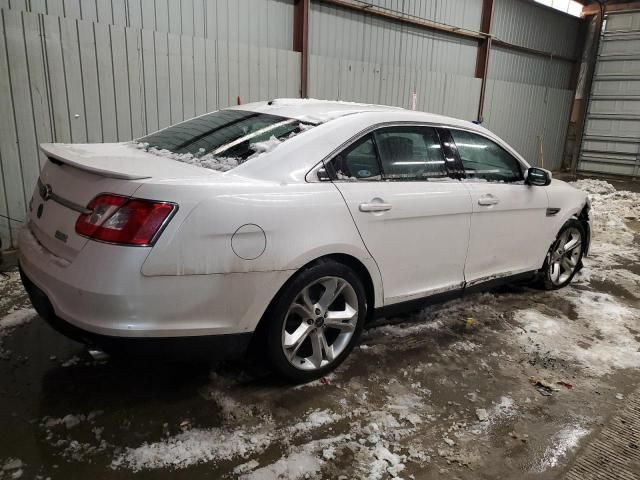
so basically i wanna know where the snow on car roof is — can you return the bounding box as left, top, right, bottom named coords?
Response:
left=229, top=98, right=479, bottom=130
left=228, top=98, right=408, bottom=124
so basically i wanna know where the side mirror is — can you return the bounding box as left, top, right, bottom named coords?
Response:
left=526, top=167, right=552, bottom=186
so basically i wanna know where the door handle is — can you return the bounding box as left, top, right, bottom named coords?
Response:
left=478, top=194, right=499, bottom=206
left=359, top=202, right=392, bottom=212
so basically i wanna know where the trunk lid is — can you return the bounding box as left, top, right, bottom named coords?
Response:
left=29, top=143, right=215, bottom=262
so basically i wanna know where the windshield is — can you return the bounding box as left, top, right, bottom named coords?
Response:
left=138, top=110, right=309, bottom=162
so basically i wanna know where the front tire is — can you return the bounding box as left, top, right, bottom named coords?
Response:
left=537, top=219, right=586, bottom=290
left=265, top=260, right=367, bottom=383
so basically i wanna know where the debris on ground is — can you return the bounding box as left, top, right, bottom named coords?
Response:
left=529, top=376, right=561, bottom=396
left=475, top=409, right=489, bottom=422
left=557, top=381, right=573, bottom=390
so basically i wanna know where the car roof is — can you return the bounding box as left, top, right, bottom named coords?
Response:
left=227, top=98, right=480, bottom=130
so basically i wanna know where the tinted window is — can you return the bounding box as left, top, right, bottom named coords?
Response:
left=139, top=109, right=308, bottom=161
left=330, top=135, right=381, bottom=180
left=450, top=130, right=523, bottom=182
left=373, top=127, right=447, bottom=180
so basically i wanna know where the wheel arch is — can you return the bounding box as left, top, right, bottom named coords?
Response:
left=251, top=253, right=379, bottom=349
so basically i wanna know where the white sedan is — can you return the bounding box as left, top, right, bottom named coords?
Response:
left=19, top=99, right=590, bottom=382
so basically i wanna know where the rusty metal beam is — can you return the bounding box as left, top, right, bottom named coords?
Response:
left=318, top=0, right=577, bottom=64
left=294, top=0, right=310, bottom=98
left=491, top=39, right=576, bottom=63
left=319, top=0, right=483, bottom=41
left=476, top=0, right=494, bottom=122
left=582, top=1, right=640, bottom=16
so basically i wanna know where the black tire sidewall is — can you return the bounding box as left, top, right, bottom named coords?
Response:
left=265, top=260, right=367, bottom=383
left=541, top=219, right=586, bottom=290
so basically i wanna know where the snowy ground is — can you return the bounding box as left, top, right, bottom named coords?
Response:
left=0, top=177, right=639, bottom=480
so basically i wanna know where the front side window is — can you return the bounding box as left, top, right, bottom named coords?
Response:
left=373, top=126, right=447, bottom=180
left=449, top=129, right=523, bottom=183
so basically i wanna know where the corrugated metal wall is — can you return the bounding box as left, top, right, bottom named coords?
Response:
left=308, top=0, right=578, bottom=170
left=0, top=1, right=300, bottom=250
left=0, top=0, right=581, bottom=250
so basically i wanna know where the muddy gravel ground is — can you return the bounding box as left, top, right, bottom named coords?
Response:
left=1, top=178, right=639, bottom=480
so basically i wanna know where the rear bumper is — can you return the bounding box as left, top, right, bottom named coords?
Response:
left=18, top=226, right=292, bottom=338
left=20, top=265, right=253, bottom=359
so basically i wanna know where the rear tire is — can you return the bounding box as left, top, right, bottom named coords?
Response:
left=536, top=219, right=586, bottom=290
left=264, top=260, right=367, bottom=383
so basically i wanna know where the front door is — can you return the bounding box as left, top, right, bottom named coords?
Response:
left=327, top=125, right=472, bottom=305
left=444, top=128, right=550, bottom=285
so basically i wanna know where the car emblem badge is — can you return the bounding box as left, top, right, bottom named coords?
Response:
left=40, top=182, right=53, bottom=201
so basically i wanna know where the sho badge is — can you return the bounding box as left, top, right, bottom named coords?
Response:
left=55, top=230, right=68, bottom=243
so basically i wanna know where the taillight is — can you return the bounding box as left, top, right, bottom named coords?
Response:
left=75, top=194, right=176, bottom=246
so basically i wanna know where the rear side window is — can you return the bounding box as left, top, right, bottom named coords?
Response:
left=449, top=130, right=523, bottom=183
left=373, top=126, right=447, bottom=180
left=329, top=135, right=382, bottom=181
left=327, top=126, right=448, bottom=181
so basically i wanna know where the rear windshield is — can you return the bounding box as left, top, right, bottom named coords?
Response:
left=137, top=109, right=312, bottom=171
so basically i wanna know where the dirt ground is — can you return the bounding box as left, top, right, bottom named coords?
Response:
left=0, top=177, right=639, bottom=480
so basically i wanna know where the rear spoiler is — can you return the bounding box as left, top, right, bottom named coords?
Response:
left=41, top=143, right=151, bottom=180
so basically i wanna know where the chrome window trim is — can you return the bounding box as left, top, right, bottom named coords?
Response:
left=305, top=120, right=529, bottom=183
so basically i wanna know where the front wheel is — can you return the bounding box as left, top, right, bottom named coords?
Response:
left=265, top=260, right=367, bottom=383
left=537, top=219, right=586, bottom=290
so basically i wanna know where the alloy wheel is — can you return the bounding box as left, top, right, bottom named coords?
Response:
left=281, top=276, right=359, bottom=371
left=549, top=227, right=582, bottom=286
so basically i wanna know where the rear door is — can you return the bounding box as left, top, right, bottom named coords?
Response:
left=327, top=125, right=472, bottom=306
left=444, top=128, right=550, bottom=285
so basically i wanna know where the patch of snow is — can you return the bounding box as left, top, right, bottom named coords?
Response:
left=475, top=408, right=489, bottom=422
left=2, top=459, right=23, bottom=471
left=111, top=427, right=273, bottom=471
left=240, top=451, right=322, bottom=480
left=371, top=445, right=405, bottom=479
left=233, top=459, right=260, bottom=476
left=451, top=340, right=480, bottom=352
left=365, top=317, right=443, bottom=339
left=245, top=135, right=282, bottom=161
left=0, top=308, right=36, bottom=334
left=518, top=290, right=640, bottom=376
left=534, top=424, right=590, bottom=471
left=62, top=414, right=82, bottom=430
left=569, top=180, right=640, bottom=277
left=240, top=435, right=347, bottom=480
left=143, top=146, right=239, bottom=172
left=571, top=179, right=616, bottom=195
left=289, top=409, right=342, bottom=435
left=61, top=355, right=81, bottom=368
left=385, top=392, right=425, bottom=426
